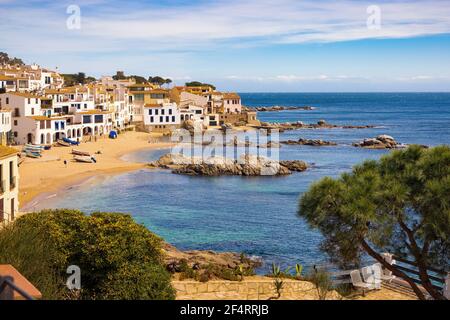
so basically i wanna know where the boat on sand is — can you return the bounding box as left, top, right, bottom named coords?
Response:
left=57, top=139, right=71, bottom=147
left=72, top=149, right=91, bottom=157
left=73, top=155, right=96, bottom=163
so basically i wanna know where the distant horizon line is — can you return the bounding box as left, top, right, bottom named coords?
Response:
left=236, top=91, right=450, bottom=94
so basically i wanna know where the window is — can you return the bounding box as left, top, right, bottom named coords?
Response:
left=55, top=122, right=59, bottom=130
left=150, top=116, right=154, bottom=123
left=13, top=120, right=17, bottom=126
left=31, top=108, right=34, bottom=115
left=9, top=161, right=14, bottom=188
left=169, top=109, right=172, bottom=115
left=14, top=132, right=18, bottom=137
left=94, top=115, right=103, bottom=123
left=161, top=109, right=165, bottom=115
left=28, top=98, right=31, bottom=104
left=149, top=109, right=152, bottom=115
left=160, top=116, right=163, bottom=122
left=166, top=116, right=169, bottom=122
left=61, top=122, right=65, bottom=130
left=172, top=116, right=175, bottom=122
left=5, top=98, right=8, bottom=104
left=11, top=198, right=14, bottom=220
left=155, top=109, right=159, bottom=115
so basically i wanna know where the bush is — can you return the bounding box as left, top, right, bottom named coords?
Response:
left=306, top=269, right=333, bottom=300
left=0, top=209, right=175, bottom=300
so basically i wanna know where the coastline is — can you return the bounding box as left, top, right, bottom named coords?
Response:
left=19, top=131, right=174, bottom=212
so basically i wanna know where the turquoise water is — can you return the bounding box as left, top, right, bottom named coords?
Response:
left=34, top=93, right=450, bottom=271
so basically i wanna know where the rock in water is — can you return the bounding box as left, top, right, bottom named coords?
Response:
left=353, top=135, right=403, bottom=149
left=279, top=160, right=308, bottom=172
left=280, top=138, right=337, bottom=146
left=151, top=153, right=308, bottom=176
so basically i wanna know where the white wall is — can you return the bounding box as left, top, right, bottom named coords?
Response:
left=143, top=103, right=180, bottom=126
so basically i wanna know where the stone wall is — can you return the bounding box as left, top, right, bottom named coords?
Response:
left=173, top=277, right=339, bottom=300
left=172, top=276, right=416, bottom=300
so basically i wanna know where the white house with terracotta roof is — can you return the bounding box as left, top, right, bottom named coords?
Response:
left=143, top=102, right=180, bottom=133
left=0, top=91, right=113, bottom=145
left=223, top=93, right=242, bottom=114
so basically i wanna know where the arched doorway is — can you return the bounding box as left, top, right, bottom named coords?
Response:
left=27, top=133, right=33, bottom=144
left=40, top=134, right=45, bottom=144
left=83, top=127, right=92, bottom=135
left=46, top=133, right=51, bottom=144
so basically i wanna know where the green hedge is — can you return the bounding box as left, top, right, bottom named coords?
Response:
left=0, top=209, right=175, bottom=300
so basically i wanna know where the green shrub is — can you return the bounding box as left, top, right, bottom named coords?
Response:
left=307, top=269, right=333, bottom=300
left=0, top=209, right=175, bottom=300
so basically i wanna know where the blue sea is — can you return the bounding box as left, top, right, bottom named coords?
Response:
left=33, top=93, right=450, bottom=272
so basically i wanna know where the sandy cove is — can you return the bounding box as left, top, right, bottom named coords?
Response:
left=18, top=131, right=173, bottom=211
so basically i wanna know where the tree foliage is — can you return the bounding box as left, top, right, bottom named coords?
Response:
left=298, top=145, right=450, bottom=300
left=0, top=210, right=175, bottom=300
left=0, top=52, right=25, bottom=65
left=62, top=72, right=96, bottom=86
left=185, top=81, right=216, bottom=90
left=149, top=76, right=172, bottom=86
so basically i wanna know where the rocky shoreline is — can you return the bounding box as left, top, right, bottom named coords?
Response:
left=257, top=120, right=377, bottom=132
left=281, top=138, right=337, bottom=146
left=163, top=243, right=262, bottom=273
left=243, top=105, right=316, bottom=112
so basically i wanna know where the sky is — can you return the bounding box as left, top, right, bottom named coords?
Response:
left=1, top=0, right=450, bottom=92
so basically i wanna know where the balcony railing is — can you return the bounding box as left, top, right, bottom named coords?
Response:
left=0, top=276, right=34, bottom=300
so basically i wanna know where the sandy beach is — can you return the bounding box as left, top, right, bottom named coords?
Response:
left=18, top=131, right=173, bottom=211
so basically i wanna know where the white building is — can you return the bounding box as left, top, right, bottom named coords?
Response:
left=143, top=103, right=180, bottom=132
left=223, top=93, right=242, bottom=114
left=0, top=145, right=19, bottom=224
left=0, top=110, right=12, bottom=145
left=0, top=91, right=112, bottom=145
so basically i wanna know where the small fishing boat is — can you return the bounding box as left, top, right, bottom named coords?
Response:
left=72, top=149, right=91, bottom=157
left=25, top=144, right=45, bottom=150
left=57, top=139, right=71, bottom=147
left=63, top=137, right=80, bottom=146
left=23, top=147, right=42, bottom=154
left=74, top=155, right=96, bottom=163
left=25, top=151, right=42, bottom=158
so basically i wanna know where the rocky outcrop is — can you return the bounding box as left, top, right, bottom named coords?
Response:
left=257, top=120, right=376, bottom=132
left=281, top=138, right=337, bottom=146
left=150, top=153, right=308, bottom=176
left=163, top=243, right=262, bottom=272
left=353, top=135, right=405, bottom=149
left=279, top=160, right=308, bottom=172
left=245, top=106, right=316, bottom=112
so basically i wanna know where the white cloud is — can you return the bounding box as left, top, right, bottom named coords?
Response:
left=225, top=74, right=372, bottom=82
left=1, top=0, right=450, bottom=55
